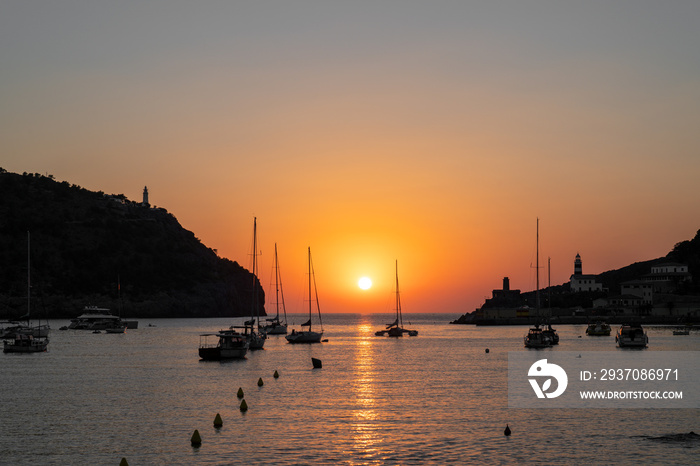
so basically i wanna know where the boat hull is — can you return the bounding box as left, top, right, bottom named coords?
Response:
left=286, top=331, right=323, bottom=344
left=3, top=336, right=48, bottom=353
left=198, top=346, right=248, bottom=360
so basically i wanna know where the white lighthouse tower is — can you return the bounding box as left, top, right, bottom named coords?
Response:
left=142, top=186, right=149, bottom=206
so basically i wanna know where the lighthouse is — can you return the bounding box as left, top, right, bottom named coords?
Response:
left=573, top=253, right=582, bottom=276
left=143, top=186, right=149, bottom=206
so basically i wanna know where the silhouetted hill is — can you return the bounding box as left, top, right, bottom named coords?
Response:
left=0, top=169, right=265, bottom=319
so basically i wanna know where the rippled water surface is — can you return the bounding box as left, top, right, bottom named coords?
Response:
left=2, top=314, right=698, bottom=465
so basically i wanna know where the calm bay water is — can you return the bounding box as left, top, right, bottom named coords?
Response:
left=2, top=313, right=699, bottom=465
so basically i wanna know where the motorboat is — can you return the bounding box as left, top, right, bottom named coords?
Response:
left=586, top=321, right=611, bottom=336
left=3, top=333, right=48, bottom=353
left=524, top=325, right=553, bottom=348
left=616, top=323, right=648, bottom=348
left=286, top=247, right=324, bottom=344
left=69, top=307, right=123, bottom=330
left=673, top=328, right=690, bottom=335
left=199, top=330, right=249, bottom=360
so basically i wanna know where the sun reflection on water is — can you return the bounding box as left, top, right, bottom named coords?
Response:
left=351, top=320, right=381, bottom=460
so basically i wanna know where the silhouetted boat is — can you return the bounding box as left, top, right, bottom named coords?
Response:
left=541, top=323, right=559, bottom=344
left=673, top=328, right=690, bottom=335
left=3, top=233, right=49, bottom=353
left=375, top=260, right=417, bottom=337
left=586, top=321, right=611, bottom=336
left=199, top=330, right=249, bottom=360
left=286, top=247, right=324, bottom=344
left=616, top=323, right=648, bottom=347
left=260, top=243, right=288, bottom=335
left=246, top=217, right=266, bottom=349
left=524, top=325, right=553, bottom=348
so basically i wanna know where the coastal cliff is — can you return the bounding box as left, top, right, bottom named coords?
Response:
left=0, top=169, right=265, bottom=319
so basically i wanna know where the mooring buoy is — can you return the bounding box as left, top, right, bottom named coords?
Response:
left=273, top=370, right=279, bottom=378
left=485, top=348, right=489, bottom=353
left=119, top=458, right=129, bottom=466
left=191, top=429, right=202, bottom=446
left=240, top=399, right=248, bottom=412
left=214, top=413, right=223, bottom=428
left=312, top=357, right=322, bottom=369
left=504, top=424, right=511, bottom=436
left=258, top=377, right=264, bottom=387
left=237, top=387, right=244, bottom=398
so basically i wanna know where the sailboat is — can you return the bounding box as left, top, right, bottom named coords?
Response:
left=260, top=243, right=288, bottom=335
left=524, top=218, right=554, bottom=348
left=3, top=232, right=49, bottom=353
left=245, top=217, right=266, bottom=349
left=375, top=260, right=418, bottom=337
left=285, top=247, right=324, bottom=344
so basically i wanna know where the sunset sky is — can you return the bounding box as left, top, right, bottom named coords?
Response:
left=2, top=2, right=699, bottom=315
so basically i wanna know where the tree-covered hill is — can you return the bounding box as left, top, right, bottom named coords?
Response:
left=0, top=169, right=264, bottom=319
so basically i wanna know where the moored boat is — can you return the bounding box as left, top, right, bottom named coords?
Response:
left=375, top=260, right=417, bottom=337
left=199, top=330, right=249, bottom=360
left=286, top=247, right=324, bottom=344
left=260, top=243, right=288, bottom=335
left=3, top=333, right=48, bottom=353
left=616, top=323, right=648, bottom=348
left=586, top=321, right=611, bottom=336
left=524, top=325, right=553, bottom=348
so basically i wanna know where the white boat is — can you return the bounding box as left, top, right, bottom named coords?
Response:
left=286, top=247, right=324, bottom=344
left=260, top=243, right=288, bottom=335
left=524, top=325, right=553, bottom=348
left=375, top=260, right=417, bottom=337
left=3, top=232, right=49, bottom=352
left=673, top=328, right=690, bottom=335
left=616, top=323, right=648, bottom=347
left=199, top=330, right=249, bottom=360
left=586, top=321, right=611, bottom=336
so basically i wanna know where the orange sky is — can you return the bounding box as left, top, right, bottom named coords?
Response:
left=3, top=2, right=699, bottom=314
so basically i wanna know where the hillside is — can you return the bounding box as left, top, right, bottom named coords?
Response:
left=0, top=169, right=265, bottom=319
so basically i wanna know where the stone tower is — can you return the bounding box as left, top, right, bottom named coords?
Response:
left=143, top=186, right=149, bottom=206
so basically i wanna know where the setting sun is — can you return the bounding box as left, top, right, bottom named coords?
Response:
left=358, top=277, right=372, bottom=290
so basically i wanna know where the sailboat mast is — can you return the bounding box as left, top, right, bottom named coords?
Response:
left=251, top=217, right=258, bottom=324
left=274, top=243, right=280, bottom=320
left=308, top=247, right=312, bottom=329
left=396, top=260, right=402, bottom=328
left=536, top=218, right=540, bottom=317
left=27, top=231, right=30, bottom=322
left=310, top=248, right=323, bottom=331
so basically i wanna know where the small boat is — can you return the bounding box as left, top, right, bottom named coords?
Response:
left=375, top=260, right=417, bottom=337
left=586, top=321, right=611, bottom=336
left=3, top=333, right=48, bottom=353
left=286, top=247, right=324, bottom=344
left=524, top=325, right=553, bottom=348
left=616, top=323, right=648, bottom=348
left=673, top=328, right=690, bottom=335
left=260, top=243, right=288, bottom=335
left=104, top=322, right=127, bottom=334
left=199, top=330, right=249, bottom=360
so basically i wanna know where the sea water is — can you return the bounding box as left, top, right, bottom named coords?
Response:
left=1, top=314, right=698, bottom=465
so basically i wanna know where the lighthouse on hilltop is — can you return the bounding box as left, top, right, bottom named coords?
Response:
left=142, top=186, right=150, bottom=206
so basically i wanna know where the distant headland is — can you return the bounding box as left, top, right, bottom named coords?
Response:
left=0, top=169, right=265, bottom=320
left=452, top=231, right=700, bottom=325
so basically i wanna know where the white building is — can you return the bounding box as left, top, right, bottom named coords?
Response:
left=569, top=253, right=603, bottom=292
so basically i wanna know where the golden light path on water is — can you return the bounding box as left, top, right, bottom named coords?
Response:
left=351, top=320, right=380, bottom=459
